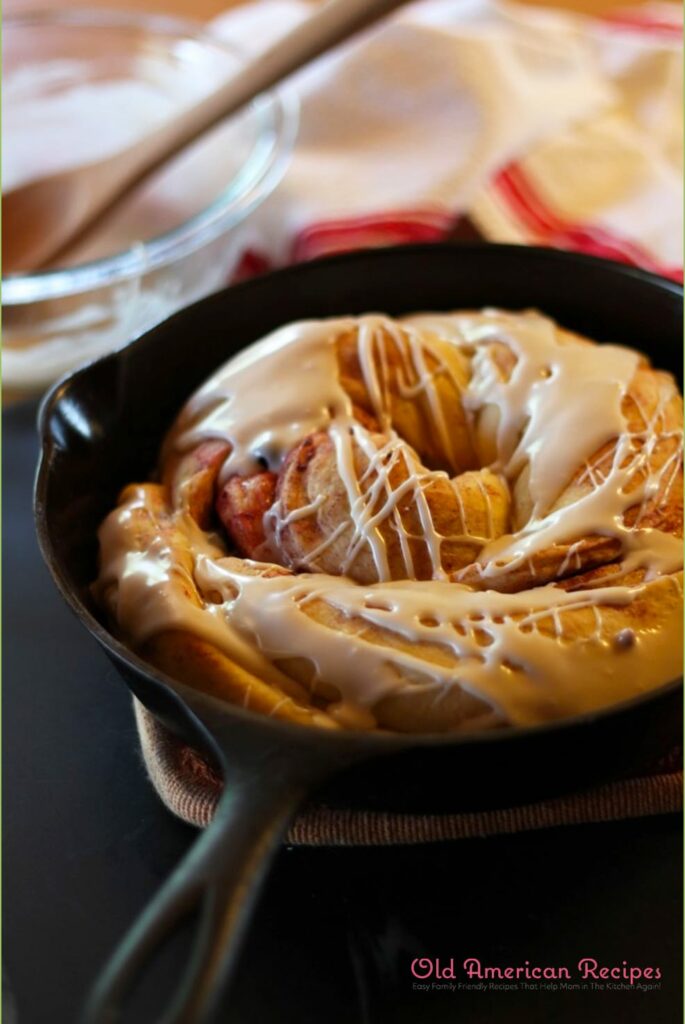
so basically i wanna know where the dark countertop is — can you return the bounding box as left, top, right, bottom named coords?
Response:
left=4, top=398, right=682, bottom=1024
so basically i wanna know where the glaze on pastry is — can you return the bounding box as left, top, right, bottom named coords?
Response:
left=94, top=311, right=683, bottom=732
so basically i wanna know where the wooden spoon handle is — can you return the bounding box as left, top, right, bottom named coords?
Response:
left=115, top=0, right=411, bottom=195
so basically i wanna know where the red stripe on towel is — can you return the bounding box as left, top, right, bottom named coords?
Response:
left=493, top=162, right=683, bottom=282
left=599, top=9, right=683, bottom=39
left=292, top=208, right=455, bottom=262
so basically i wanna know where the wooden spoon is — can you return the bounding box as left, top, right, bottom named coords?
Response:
left=3, top=0, right=410, bottom=274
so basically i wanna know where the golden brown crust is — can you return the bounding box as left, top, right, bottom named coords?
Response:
left=141, top=630, right=339, bottom=730
left=335, top=326, right=476, bottom=473
left=274, top=431, right=510, bottom=582
left=162, top=440, right=230, bottom=529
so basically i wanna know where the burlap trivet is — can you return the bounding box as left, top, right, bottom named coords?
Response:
left=133, top=700, right=682, bottom=845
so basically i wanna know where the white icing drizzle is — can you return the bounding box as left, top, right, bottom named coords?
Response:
left=96, top=310, right=684, bottom=730
left=327, top=424, right=455, bottom=581
left=174, top=319, right=356, bottom=481
left=408, top=310, right=683, bottom=582
left=191, top=559, right=682, bottom=726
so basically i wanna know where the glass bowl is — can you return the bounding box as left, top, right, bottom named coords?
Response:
left=2, top=9, right=298, bottom=394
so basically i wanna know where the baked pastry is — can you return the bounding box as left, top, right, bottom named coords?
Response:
left=94, top=310, right=683, bottom=732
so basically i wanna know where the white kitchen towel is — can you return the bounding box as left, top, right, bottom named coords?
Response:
left=212, top=0, right=683, bottom=278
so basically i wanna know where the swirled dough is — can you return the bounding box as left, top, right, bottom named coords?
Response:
left=95, top=310, right=683, bottom=732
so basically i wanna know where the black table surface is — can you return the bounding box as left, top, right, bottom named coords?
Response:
left=4, top=398, right=683, bottom=1024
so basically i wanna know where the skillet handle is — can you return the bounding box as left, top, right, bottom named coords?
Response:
left=81, top=764, right=308, bottom=1024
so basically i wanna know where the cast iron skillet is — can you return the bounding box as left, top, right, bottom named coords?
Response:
left=35, top=244, right=683, bottom=1023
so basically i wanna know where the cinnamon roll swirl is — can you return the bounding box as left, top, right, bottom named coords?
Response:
left=94, top=310, right=683, bottom=732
